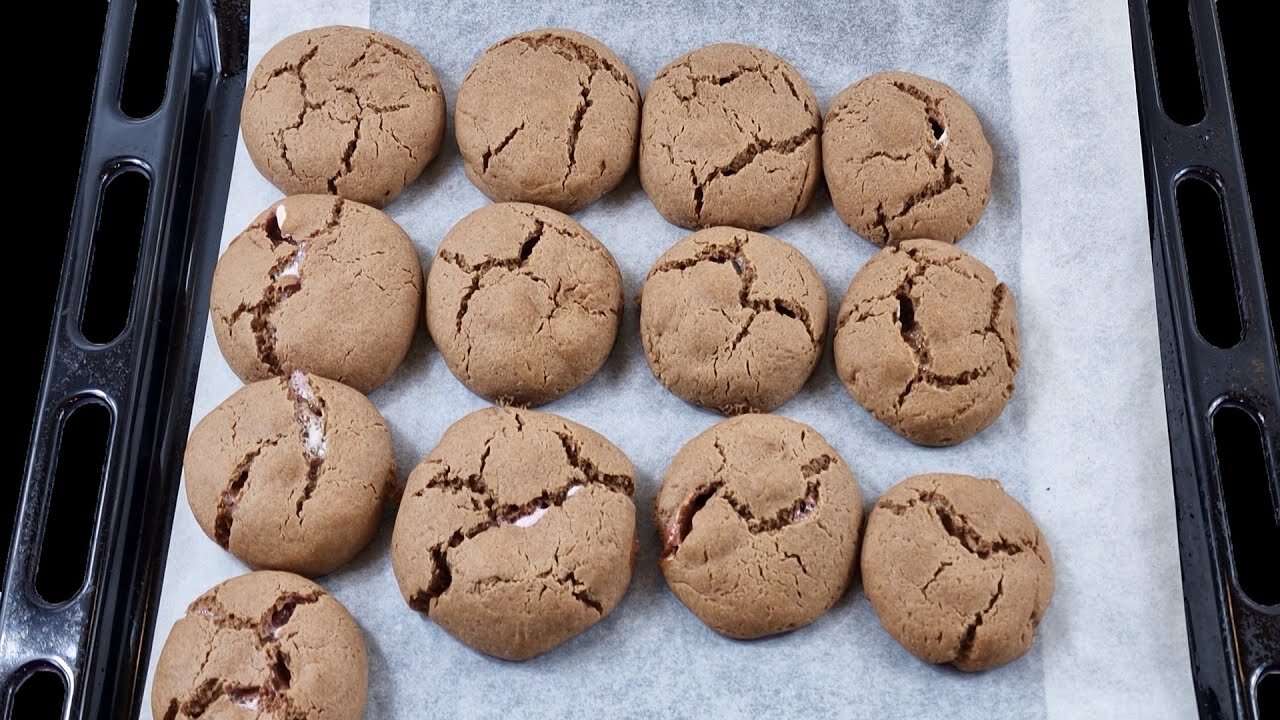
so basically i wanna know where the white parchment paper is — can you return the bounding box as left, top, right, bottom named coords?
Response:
left=144, top=0, right=1195, bottom=717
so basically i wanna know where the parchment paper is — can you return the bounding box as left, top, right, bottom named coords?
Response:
left=143, top=1, right=1196, bottom=717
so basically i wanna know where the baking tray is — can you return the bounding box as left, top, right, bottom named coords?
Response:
left=0, top=0, right=1274, bottom=718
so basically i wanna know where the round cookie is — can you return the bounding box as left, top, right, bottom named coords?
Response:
left=426, top=203, right=623, bottom=406
left=391, top=406, right=636, bottom=660
left=655, top=414, right=861, bottom=639
left=151, top=571, right=367, bottom=720
left=184, top=372, right=396, bottom=576
left=823, top=71, right=993, bottom=245
left=861, top=473, right=1054, bottom=671
left=639, top=44, right=821, bottom=230
left=210, top=194, right=422, bottom=393
left=833, top=239, right=1018, bottom=446
left=455, top=29, right=641, bottom=213
left=639, top=227, right=827, bottom=415
left=241, top=26, right=446, bottom=207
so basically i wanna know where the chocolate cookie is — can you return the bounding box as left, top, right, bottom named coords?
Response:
left=391, top=406, right=636, bottom=661
left=861, top=473, right=1054, bottom=671
left=823, top=71, right=993, bottom=245
left=833, top=239, right=1018, bottom=446
left=426, top=203, right=623, bottom=406
left=655, top=414, right=861, bottom=639
left=639, top=44, right=821, bottom=230
left=210, top=195, right=422, bottom=393
left=184, top=372, right=395, bottom=576
left=241, top=26, right=446, bottom=207
left=455, top=29, right=641, bottom=213
left=151, top=571, right=367, bottom=719
left=639, top=227, right=826, bottom=415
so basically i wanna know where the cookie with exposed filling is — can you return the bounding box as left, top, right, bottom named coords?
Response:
left=455, top=29, right=640, bottom=212
left=391, top=406, right=636, bottom=660
left=655, top=414, right=861, bottom=639
left=639, top=43, right=821, bottom=230
left=861, top=473, right=1054, bottom=671
left=151, top=571, right=367, bottom=719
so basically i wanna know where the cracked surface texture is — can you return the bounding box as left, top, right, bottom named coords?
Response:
left=211, top=194, right=423, bottom=393
left=640, top=227, right=826, bottom=415
left=834, top=239, right=1019, bottom=446
left=455, top=29, right=640, bottom=213
left=184, top=373, right=395, bottom=577
left=426, top=203, right=622, bottom=406
left=391, top=406, right=636, bottom=660
left=655, top=414, right=860, bottom=639
left=241, top=26, right=446, bottom=208
left=639, top=43, right=821, bottom=230
left=823, top=71, right=992, bottom=245
left=861, top=473, right=1053, bottom=671
left=151, top=571, right=366, bottom=720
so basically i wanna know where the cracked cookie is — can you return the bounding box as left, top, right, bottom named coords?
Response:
left=241, top=26, right=446, bottom=208
left=426, top=203, right=623, bottom=406
left=639, top=43, right=822, bottom=230
left=833, top=239, right=1018, bottom=446
left=639, top=227, right=826, bottom=415
left=861, top=473, right=1053, bottom=671
left=655, top=414, right=861, bottom=639
left=455, top=29, right=641, bottom=213
left=391, top=406, right=636, bottom=660
left=151, top=570, right=367, bottom=719
left=210, top=194, right=423, bottom=393
left=184, top=372, right=395, bottom=576
left=823, top=71, right=993, bottom=245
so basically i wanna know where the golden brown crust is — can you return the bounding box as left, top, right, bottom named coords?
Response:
left=151, top=571, right=367, bottom=719
left=654, top=414, right=861, bottom=639
left=639, top=227, right=827, bottom=414
left=639, top=44, right=821, bottom=230
left=425, top=203, right=623, bottom=406
left=861, top=473, right=1054, bottom=671
left=241, top=26, right=446, bottom=207
left=833, top=239, right=1019, bottom=446
left=210, top=194, right=423, bottom=393
left=183, top=373, right=395, bottom=576
left=390, top=407, right=636, bottom=660
left=822, top=71, right=993, bottom=245
left=455, top=29, right=640, bottom=212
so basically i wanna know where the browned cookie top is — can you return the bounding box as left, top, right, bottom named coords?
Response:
left=639, top=227, right=827, bottom=415
left=210, top=195, right=422, bottom=393
left=639, top=44, right=821, bottom=230
left=455, top=29, right=641, bottom=213
left=425, top=203, right=623, bottom=406
left=861, top=473, right=1054, bottom=671
left=391, top=407, right=636, bottom=661
left=184, top=372, right=396, bottom=577
left=655, top=414, right=861, bottom=639
left=241, top=26, right=446, bottom=207
left=151, top=571, right=367, bottom=720
left=823, top=71, right=993, bottom=245
left=833, top=239, right=1018, bottom=446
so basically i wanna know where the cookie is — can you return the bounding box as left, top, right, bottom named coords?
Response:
left=241, top=26, right=446, bottom=207
left=426, top=203, right=623, bottom=406
left=639, top=227, right=826, bottom=415
left=455, top=29, right=641, bottom=213
left=210, top=195, right=422, bottom=393
left=823, top=71, right=993, bottom=245
left=184, top=372, right=395, bottom=576
left=639, top=43, right=821, bottom=230
left=655, top=414, right=861, bottom=639
left=391, top=406, right=636, bottom=660
left=151, top=571, right=366, bottom=719
left=833, top=239, right=1018, bottom=446
left=861, top=473, right=1054, bottom=671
